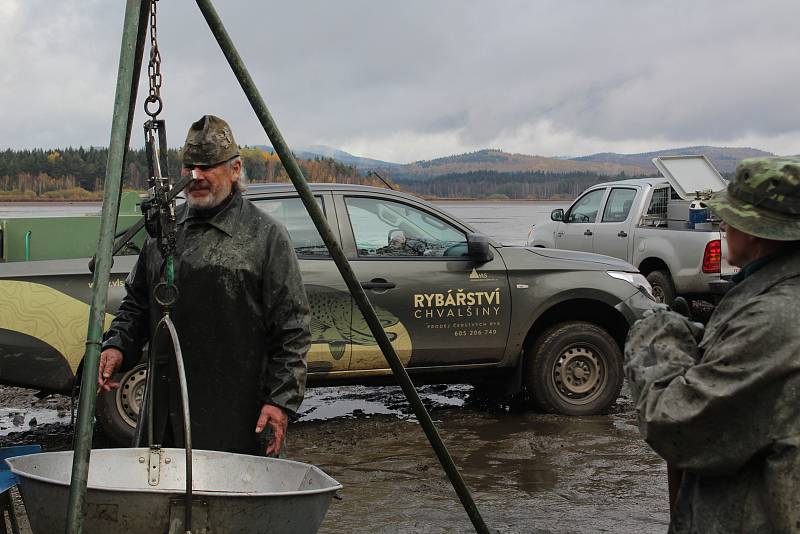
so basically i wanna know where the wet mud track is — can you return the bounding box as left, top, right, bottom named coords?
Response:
left=294, top=385, right=669, bottom=533
left=1, top=384, right=668, bottom=533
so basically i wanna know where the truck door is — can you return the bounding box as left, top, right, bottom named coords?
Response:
left=556, top=188, right=606, bottom=253
left=337, top=193, right=511, bottom=370
left=592, top=187, right=638, bottom=261
left=252, top=194, right=353, bottom=374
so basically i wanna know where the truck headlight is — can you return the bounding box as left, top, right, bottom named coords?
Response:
left=607, top=271, right=655, bottom=300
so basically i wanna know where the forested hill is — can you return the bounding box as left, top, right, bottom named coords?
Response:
left=0, top=146, right=379, bottom=200
left=376, top=145, right=770, bottom=199
left=0, top=147, right=187, bottom=199
left=0, top=144, right=775, bottom=201
left=383, top=149, right=650, bottom=180
left=380, top=148, right=652, bottom=199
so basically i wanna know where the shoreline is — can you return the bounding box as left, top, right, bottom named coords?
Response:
left=1, top=197, right=573, bottom=205
left=432, top=198, right=572, bottom=202
left=0, top=199, right=104, bottom=205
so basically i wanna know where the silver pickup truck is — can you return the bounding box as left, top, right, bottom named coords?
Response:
left=527, top=155, right=738, bottom=304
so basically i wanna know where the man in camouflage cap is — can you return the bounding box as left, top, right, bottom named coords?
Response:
left=99, top=115, right=311, bottom=457
left=623, top=156, right=800, bottom=533
left=183, top=115, right=242, bottom=209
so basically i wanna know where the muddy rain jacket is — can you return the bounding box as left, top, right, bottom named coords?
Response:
left=624, top=248, right=800, bottom=534
left=104, top=191, right=311, bottom=454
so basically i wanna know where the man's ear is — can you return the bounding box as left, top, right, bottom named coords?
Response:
left=232, top=158, right=242, bottom=181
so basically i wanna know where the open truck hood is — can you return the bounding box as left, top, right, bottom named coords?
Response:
left=651, top=155, right=728, bottom=200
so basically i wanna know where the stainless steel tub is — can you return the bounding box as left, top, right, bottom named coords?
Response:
left=6, top=448, right=341, bottom=533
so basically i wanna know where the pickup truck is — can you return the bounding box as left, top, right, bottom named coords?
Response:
left=527, top=155, right=737, bottom=304
left=0, top=184, right=656, bottom=443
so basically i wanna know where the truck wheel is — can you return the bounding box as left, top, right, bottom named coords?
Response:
left=525, top=322, right=623, bottom=415
left=646, top=270, right=676, bottom=305
left=96, top=363, right=146, bottom=446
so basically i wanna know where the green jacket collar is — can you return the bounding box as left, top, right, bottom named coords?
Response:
left=728, top=247, right=800, bottom=293
left=177, top=190, right=242, bottom=237
left=731, top=254, right=775, bottom=284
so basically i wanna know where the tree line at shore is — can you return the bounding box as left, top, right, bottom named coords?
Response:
left=393, top=170, right=630, bottom=199
left=0, top=146, right=648, bottom=201
left=0, top=146, right=386, bottom=200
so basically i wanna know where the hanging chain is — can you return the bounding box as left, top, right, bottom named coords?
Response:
left=140, top=0, right=178, bottom=270
left=145, top=0, right=163, bottom=118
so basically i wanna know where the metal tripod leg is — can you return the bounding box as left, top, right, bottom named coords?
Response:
left=65, top=2, right=148, bottom=532
left=194, top=1, right=491, bottom=532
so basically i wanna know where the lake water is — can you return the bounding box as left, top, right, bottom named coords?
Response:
left=436, top=200, right=570, bottom=245
left=0, top=199, right=571, bottom=247
left=0, top=203, right=106, bottom=218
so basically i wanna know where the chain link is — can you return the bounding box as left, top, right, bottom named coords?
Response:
left=145, top=0, right=162, bottom=118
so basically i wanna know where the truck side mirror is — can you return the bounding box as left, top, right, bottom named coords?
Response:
left=466, top=233, right=494, bottom=263
left=551, top=209, right=564, bottom=222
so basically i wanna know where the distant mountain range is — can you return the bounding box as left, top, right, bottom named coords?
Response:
left=298, top=145, right=399, bottom=171
left=381, top=149, right=649, bottom=181
left=255, top=144, right=398, bottom=171
left=256, top=144, right=773, bottom=178
left=573, top=146, right=773, bottom=174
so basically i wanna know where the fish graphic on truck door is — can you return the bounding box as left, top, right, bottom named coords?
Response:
left=305, top=285, right=411, bottom=373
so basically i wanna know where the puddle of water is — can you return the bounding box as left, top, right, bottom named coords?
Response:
left=299, top=398, right=399, bottom=422
left=297, top=384, right=470, bottom=422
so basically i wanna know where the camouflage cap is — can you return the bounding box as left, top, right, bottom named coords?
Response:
left=706, top=156, right=800, bottom=241
left=182, top=115, right=240, bottom=167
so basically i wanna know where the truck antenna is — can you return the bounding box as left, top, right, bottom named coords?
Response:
left=367, top=170, right=396, bottom=191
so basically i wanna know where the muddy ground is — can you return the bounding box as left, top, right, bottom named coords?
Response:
left=1, top=384, right=669, bottom=533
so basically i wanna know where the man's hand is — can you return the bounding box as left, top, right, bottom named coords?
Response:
left=671, top=297, right=706, bottom=342
left=98, top=348, right=124, bottom=392
left=255, top=404, right=288, bottom=456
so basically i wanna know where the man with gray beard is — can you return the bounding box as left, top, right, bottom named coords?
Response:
left=98, top=115, right=311, bottom=456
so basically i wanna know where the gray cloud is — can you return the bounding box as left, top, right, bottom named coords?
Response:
left=1, top=0, right=798, bottom=161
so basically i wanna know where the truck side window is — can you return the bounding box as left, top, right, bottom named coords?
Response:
left=254, top=196, right=329, bottom=257
left=601, top=188, right=637, bottom=223
left=345, top=197, right=467, bottom=258
left=566, top=189, right=605, bottom=223
left=646, top=188, right=669, bottom=225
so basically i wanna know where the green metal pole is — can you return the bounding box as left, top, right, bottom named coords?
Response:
left=194, top=2, right=491, bottom=532
left=64, top=2, right=146, bottom=533
left=24, top=231, right=31, bottom=261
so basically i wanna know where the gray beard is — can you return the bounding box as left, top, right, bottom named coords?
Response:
left=186, top=190, right=221, bottom=210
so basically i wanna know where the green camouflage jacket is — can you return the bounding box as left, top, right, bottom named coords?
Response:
left=624, top=248, right=800, bottom=533
left=104, top=191, right=311, bottom=454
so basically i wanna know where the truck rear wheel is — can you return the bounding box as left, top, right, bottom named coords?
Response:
left=96, top=363, right=146, bottom=446
left=525, top=321, right=623, bottom=415
left=646, top=270, right=675, bottom=305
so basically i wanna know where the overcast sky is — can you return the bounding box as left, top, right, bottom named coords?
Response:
left=2, top=0, right=798, bottom=163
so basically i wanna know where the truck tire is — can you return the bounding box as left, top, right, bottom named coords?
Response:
left=96, top=363, right=147, bottom=446
left=525, top=321, right=623, bottom=415
left=646, top=270, right=676, bottom=305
